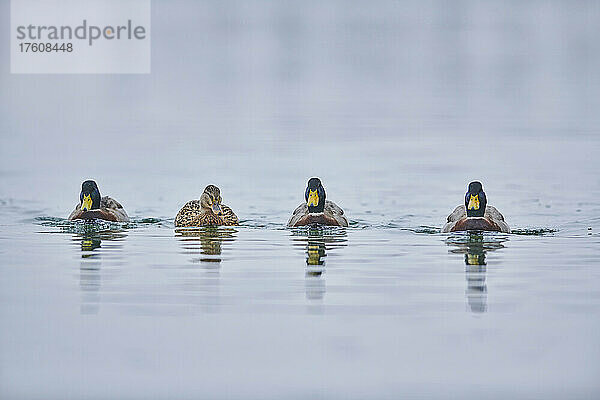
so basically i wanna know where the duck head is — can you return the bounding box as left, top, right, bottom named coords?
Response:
left=200, top=185, right=223, bottom=216
left=80, top=180, right=101, bottom=211
left=465, top=181, right=487, bottom=217
left=305, top=177, right=326, bottom=213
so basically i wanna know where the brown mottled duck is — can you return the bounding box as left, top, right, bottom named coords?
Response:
left=175, top=185, right=238, bottom=227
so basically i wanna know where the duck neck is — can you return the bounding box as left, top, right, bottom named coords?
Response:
left=308, top=202, right=325, bottom=213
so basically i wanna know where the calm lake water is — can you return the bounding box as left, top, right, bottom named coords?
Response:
left=1, top=1, right=600, bottom=399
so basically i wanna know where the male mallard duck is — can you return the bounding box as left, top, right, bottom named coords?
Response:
left=442, top=181, right=510, bottom=233
left=175, top=185, right=238, bottom=227
left=68, top=180, right=129, bottom=222
left=288, top=177, right=348, bottom=227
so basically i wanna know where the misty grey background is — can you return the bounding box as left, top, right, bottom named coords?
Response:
left=1, top=1, right=600, bottom=399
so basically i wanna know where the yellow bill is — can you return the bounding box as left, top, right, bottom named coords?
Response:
left=81, top=194, right=93, bottom=211
left=467, top=194, right=480, bottom=210
left=307, top=189, right=319, bottom=207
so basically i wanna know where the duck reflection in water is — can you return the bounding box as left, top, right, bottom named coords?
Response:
left=446, top=232, right=507, bottom=313
left=291, top=226, right=348, bottom=301
left=75, top=230, right=127, bottom=315
left=173, top=227, right=237, bottom=313
left=175, top=227, right=237, bottom=265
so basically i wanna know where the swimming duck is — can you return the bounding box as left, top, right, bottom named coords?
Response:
left=68, top=180, right=129, bottom=222
left=175, top=185, right=238, bottom=227
left=288, top=177, right=348, bottom=227
left=442, top=181, right=510, bottom=233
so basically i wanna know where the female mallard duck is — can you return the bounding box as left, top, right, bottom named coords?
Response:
left=288, top=177, right=348, bottom=227
left=68, top=180, right=129, bottom=222
left=175, top=185, right=238, bottom=227
left=442, top=181, right=510, bottom=233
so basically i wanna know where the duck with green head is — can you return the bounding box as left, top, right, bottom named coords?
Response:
left=175, top=185, right=238, bottom=227
left=288, top=177, right=348, bottom=227
left=442, top=181, right=510, bottom=233
left=68, top=180, right=129, bottom=222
